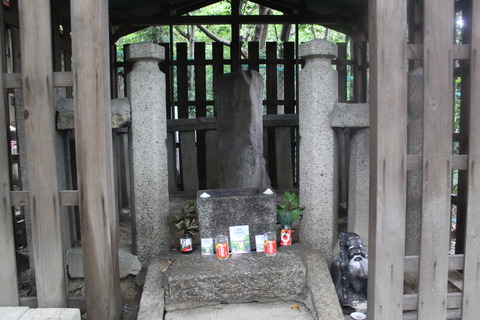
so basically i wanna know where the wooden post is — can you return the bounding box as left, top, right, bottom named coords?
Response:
left=417, top=1, right=454, bottom=319
left=0, top=3, right=18, bottom=306
left=368, top=0, right=407, bottom=319
left=461, top=1, right=480, bottom=318
left=18, top=0, right=66, bottom=308
left=70, top=0, right=121, bottom=318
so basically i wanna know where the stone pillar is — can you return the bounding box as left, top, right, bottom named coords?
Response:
left=348, top=129, right=370, bottom=249
left=406, top=68, right=424, bottom=255
left=127, top=43, right=169, bottom=264
left=298, top=39, right=338, bottom=260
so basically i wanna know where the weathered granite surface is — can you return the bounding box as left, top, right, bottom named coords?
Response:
left=406, top=68, right=424, bottom=256
left=165, top=301, right=315, bottom=320
left=56, top=97, right=131, bottom=130
left=0, top=307, right=80, bottom=320
left=348, top=129, right=370, bottom=248
left=166, top=250, right=306, bottom=302
left=127, top=42, right=170, bottom=263
left=298, top=38, right=338, bottom=260
left=196, top=188, right=276, bottom=249
left=330, top=103, right=369, bottom=127
left=137, top=244, right=344, bottom=320
left=214, top=70, right=271, bottom=189
left=137, top=259, right=168, bottom=320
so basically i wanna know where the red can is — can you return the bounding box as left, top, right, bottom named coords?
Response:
left=215, top=235, right=230, bottom=260
left=264, top=232, right=277, bottom=256
left=280, top=225, right=292, bottom=246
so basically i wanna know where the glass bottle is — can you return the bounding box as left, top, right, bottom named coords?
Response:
left=280, top=225, right=292, bottom=246
left=180, top=233, right=193, bottom=254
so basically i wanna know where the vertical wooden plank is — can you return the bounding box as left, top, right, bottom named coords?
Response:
left=18, top=0, right=66, bottom=308
left=0, top=2, right=18, bottom=306
left=417, top=1, right=454, bottom=319
left=353, top=42, right=365, bottom=103
left=212, top=42, right=225, bottom=79
left=176, top=43, right=189, bottom=119
left=283, top=41, right=297, bottom=186
left=180, top=131, right=198, bottom=194
left=275, top=127, right=293, bottom=189
left=159, top=43, right=171, bottom=119
left=70, top=0, right=121, bottom=318
left=212, top=42, right=224, bottom=118
left=167, top=132, right=177, bottom=193
left=266, top=42, right=277, bottom=186
left=248, top=42, right=260, bottom=72
left=205, top=130, right=220, bottom=189
left=461, top=1, right=480, bottom=318
left=195, top=42, right=207, bottom=189
left=230, top=0, right=240, bottom=73
left=368, top=0, right=408, bottom=319
left=283, top=42, right=295, bottom=114
left=337, top=42, right=347, bottom=103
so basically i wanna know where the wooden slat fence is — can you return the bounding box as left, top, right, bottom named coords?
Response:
left=0, top=0, right=119, bottom=316
left=162, top=41, right=300, bottom=193
left=369, top=0, right=480, bottom=319
left=154, top=41, right=354, bottom=194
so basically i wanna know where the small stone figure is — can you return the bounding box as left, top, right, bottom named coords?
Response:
left=330, top=232, right=368, bottom=308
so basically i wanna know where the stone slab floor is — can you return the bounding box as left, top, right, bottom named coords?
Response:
left=165, top=301, right=314, bottom=320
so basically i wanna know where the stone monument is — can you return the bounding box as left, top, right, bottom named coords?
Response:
left=213, top=70, right=270, bottom=189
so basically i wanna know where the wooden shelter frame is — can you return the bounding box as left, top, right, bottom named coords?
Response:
left=0, top=0, right=479, bottom=319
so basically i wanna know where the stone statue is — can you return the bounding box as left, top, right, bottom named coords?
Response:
left=330, top=232, right=368, bottom=308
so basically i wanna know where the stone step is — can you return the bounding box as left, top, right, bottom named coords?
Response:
left=0, top=307, right=80, bottom=320
left=165, top=301, right=315, bottom=320
left=138, top=244, right=345, bottom=320
left=165, top=247, right=306, bottom=305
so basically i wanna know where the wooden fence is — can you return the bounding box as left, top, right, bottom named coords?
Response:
left=118, top=40, right=357, bottom=194
left=369, top=0, right=480, bottom=319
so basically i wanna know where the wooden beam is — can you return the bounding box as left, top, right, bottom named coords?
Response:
left=4, top=72, right=73, bottom=89
left=462, top=0, right=480, bottom=318
left=404, top=292, right=462, bottom=311
left=70, top=0, right=121, bottom=318
left=368, top=0, right=408, bottom=319
left=111, top=13, right=355, bottom=27
left=0, top=2, right=18, bottom=306
left=407, top=44, right=470, bottom=60
left=417, top=1, right=455, bottom=319
left=18, top=0, right=66, bottom=308
left=407, top=155, right=468, bottom=171
left=10, top=190, right=79, bottom=207
left=404, top=255, right=465, bottom=273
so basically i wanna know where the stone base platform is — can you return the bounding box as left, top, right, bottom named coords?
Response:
left=0, top=307, right=80, bottom=320
left=165, top=301, right=315, bottom=320
left=138, top=244, right=344, bottom=320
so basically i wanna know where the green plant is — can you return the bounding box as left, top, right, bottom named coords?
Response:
left=277, top=191, right=305, bottom=226
left=174, top=200, right=199, bottom=237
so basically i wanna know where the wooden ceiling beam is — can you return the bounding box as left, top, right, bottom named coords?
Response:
left=248, top=0, right=299, bottom=14
left=171, top=0, right=223, bottom=15
left=111, top=12, right=359, bottom=26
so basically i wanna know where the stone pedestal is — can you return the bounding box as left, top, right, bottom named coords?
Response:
left=127, top=43, right=169, bottom=264
left=196, top=188, right=276, bottom=249
left=214, top=70, right=270, bottom=189
left=298, top=39, right=338, bottom=260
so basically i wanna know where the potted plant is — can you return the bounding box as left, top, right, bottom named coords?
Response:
left=173, top=200, right=199, bottom=254
left=277, top=191, right=305, bottom=246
